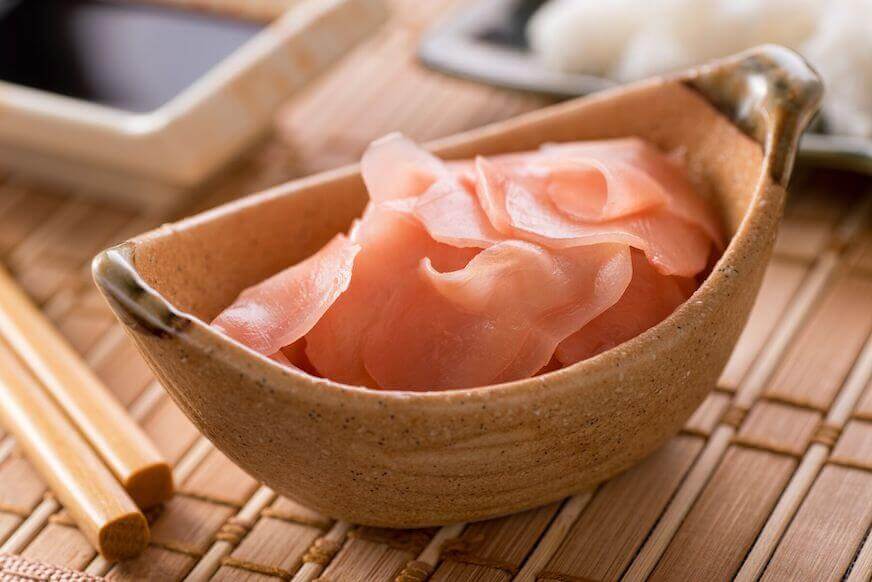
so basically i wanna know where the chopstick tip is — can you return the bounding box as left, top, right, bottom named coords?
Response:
left=98, top=511, right=149, bottom=561
left=126, top=461, right=175, bottom=510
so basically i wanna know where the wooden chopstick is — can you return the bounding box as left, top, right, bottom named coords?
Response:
left=0, top=340, right=149, bottom=560
left=0, top=265, right=173, bottom=509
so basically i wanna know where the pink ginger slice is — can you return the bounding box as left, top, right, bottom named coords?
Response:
left=212, top=234, right=360, bottom=356
left=475, top=157, right=711, bottom=277
left=305, top=204, right=477, bottom=387
left=556, top=250, right=695, bottom=365
left=411, top=176, right=504, bottom=248
left=361, top=133, right=448, bottom=202
left=540, top=138, right=722, bottom=245
left=361, top=240, right=632, bottom=390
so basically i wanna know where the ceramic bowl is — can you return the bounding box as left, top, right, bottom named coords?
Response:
left=93, top=45, right=821, bottom=527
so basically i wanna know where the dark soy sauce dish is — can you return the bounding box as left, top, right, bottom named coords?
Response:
left=0, top=0, right=263, bottom=112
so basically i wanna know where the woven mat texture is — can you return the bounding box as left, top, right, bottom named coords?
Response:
left=0, top=1, right=871, bottom=580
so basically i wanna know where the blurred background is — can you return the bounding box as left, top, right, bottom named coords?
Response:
left=0, top=1, right=869, bottom=581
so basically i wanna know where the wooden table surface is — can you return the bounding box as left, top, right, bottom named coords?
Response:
left=0, top=1, right=871, bottom=580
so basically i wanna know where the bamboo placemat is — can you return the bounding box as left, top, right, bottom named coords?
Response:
left=1, top=1, right=871, bottom=580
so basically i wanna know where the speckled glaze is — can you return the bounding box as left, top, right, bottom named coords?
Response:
left=93, top=46, right=821, bottom=527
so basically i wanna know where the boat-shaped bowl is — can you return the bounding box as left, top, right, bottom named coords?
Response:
left=94, top=45, right=821, bottom=527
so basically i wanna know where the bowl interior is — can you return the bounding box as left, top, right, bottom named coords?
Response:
left=129, top=78, right=764, bottom=326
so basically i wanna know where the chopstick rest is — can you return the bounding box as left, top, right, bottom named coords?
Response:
left=0, top=266, right=172, bottom=508
left=0, top=343, right=149, bottom=560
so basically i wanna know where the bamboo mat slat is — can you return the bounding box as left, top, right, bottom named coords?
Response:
left=832, top=419, right=872, bottom=469
left=21, top=521, right=95, bottom=571
left=849, top=231, right=872, bottom=275
left=717, top=260, right=809, bottom=391
left=139, top=397, right=203, bottom=465
left=431, top=503, right=560, bottom=580
left=212, top=515, right=320, bottom=580
left=149, top=497, right=237, bottom=558
left=0, top=458, right=44, bottom=520
left=649, top=447, right=797, bottom=581
left=683, top=392, right=731, bottom=437
left=736, top=402, right=822, bottom=456
left=0, top=1, right=870, bottom=580
left=537, top=436, right=704, bottom=582
left=858, top=382, right=872, bottom=419
left=766, top=274, right=872, bottom=410
left=0, top=189, right=65, bottom=257
left=761, top=465, right=872, bottom=581
left=321, top=528, right=431, bottom=582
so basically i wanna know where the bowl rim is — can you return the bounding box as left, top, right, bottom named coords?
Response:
left=93, top=44, right=822, bottom=404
